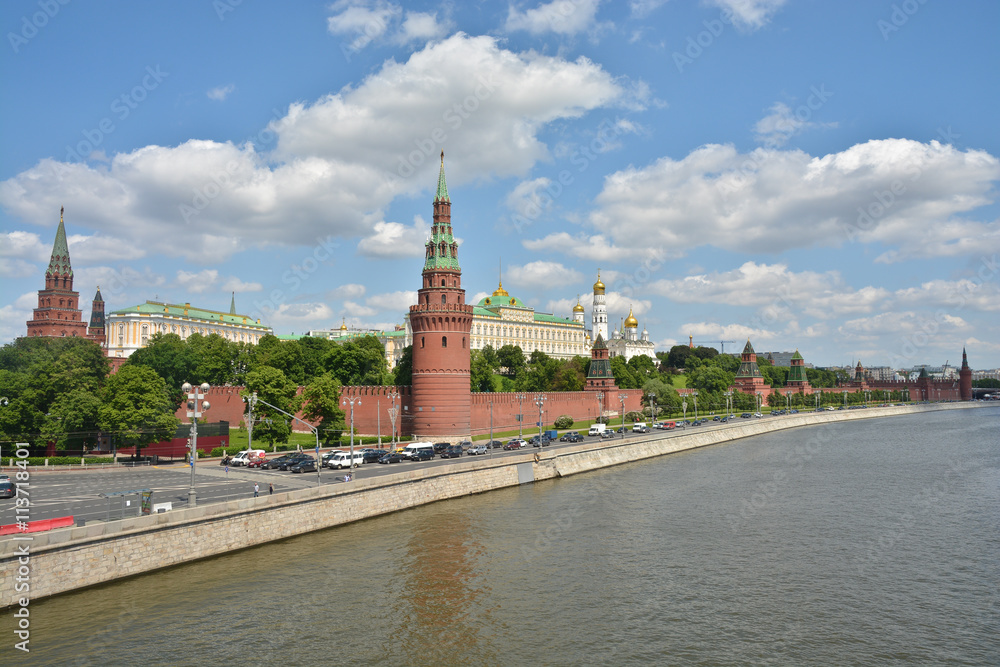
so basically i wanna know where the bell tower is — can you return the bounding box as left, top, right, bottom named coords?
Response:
left=26, top=207, right=89, bottom=339
left=408, top=152, right=474, bottom=440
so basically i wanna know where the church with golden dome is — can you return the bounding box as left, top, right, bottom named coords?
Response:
left=587, top=269, right=655, bottom=363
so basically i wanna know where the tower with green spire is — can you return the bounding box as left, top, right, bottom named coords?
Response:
left=26, top=207, right=90, bottom=340
left=785, top=349, right=812, bottom=393
left=409, top=151, right=474, bottom=440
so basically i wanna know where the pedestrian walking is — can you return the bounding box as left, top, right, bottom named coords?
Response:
left=268, top=483, right=273, bottom=495
left=254, top=482, right=259, bottom=497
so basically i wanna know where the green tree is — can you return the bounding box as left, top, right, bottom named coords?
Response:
left=299, top=372, right=346, bottom=442
left=470, top=349, right=496, bottom=392
left=243, top=366, right=297, bottom=445
left=40, top=387, right=103, bottom=451
left=610, top=356, right=642, bottom=389
left=497, top=344, right=527, bottom=378
left=393, top=345, right=413, bottom=386
left=688, top=364, right=734, bottom=394
left=325, top=336, right=392, bottom=386
left=126, top=333, right=198, bottom=400
left=98, top=365, right=179, bottom=452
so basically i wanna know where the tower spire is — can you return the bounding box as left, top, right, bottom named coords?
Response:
left=435, top=150, right=449, bottom=202
left=230, top=292, right=237, bottom=315
left=47, top=206, right=73, bottom=279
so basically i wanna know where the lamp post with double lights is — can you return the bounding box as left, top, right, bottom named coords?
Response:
left=516, top=393, right=526, bottom=439
left=618, top=393, right=627, bottom=438
left=342, top=395, right=362, bottom=480
left=534, top=394, right=546, bottom=448
left=724, top=391, right=732, bottom=419
left=692, top=391, right=699, bottom=421
left=247, top=392, right=322, bottom=486
left=182, top=382, right=211, bottom=507
left=387, top=390, right=400, bottom=453
left=756, top=392, right=762, bottom=415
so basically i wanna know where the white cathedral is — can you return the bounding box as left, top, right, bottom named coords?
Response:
left=574, top=270, right=655, bottom=362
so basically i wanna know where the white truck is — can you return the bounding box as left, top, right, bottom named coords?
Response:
left=230, top=449, right=265, bottom=466
left=588, top=423, right=607, bottom=436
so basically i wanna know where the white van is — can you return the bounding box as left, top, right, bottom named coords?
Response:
left=327, top=450, right=365, bottom=469
left=401, top=442, right=435, bottom=460
left=230, top=449, right=265, bottom=466
left=632, top=422, right=648, bottom=433
left=588, top=423, right=607, bottom=436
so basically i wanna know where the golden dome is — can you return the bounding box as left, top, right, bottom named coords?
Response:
left=593, top=270, right=605, bottom=295
left=573, top=295, right=585, bottom=313
left=492, top=278, right=509, bottom=297
left=339, top=319, right=348, bottom=331
left=624, top=306, right=638, bottom=328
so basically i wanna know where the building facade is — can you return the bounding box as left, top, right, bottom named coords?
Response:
left=606, top=306, right=655, bottom=362
left=106, top=298, right=271, bottom=359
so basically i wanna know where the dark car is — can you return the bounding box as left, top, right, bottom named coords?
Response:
left=487, top=440, right=504, bottom=449
left=560, top=431, right=581, bottom=442
left=713, top=415, right=721, bottom=421
left=0, top=480, right=14, bottom=499
left=600, top=430, right=617, bottom=439
left=378, top=452, right=405, bottom=464
left=263, top=454, right=298, bottom=470
left=440, top=444, right=464, bottom=459
left=289, top=457, right=317, bottom=473
left=411, top=449, right=435, bottom=462
left=362, top=449, right=385, bottom=463
left=503, top=439, right=525, bottom=450
left=433, top=442, right=450, bottom=454
left=564, top=433, right=584, bottom=443
left=278, top=453, right=311, bottom=470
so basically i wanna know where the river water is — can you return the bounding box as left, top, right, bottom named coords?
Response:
left=8, top=407, right=999, bottom=666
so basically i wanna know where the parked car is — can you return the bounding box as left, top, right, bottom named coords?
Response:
left=289, top=457, right=317, bottom=473
left=411, top=449, right=435, bottom=461
left=279, top=453, right=312, bottom=470
left=0, top=480, right=14, bottom=499
left=433, top=442, right=450, bottom=454
left=467, top=444, right=488, bottom=455
left=504, top=439, right=526, bottom=450
left=600, top=430, right=617, bottom=439
left=487, top=440, right=504, bottom=449
left=361, top=449, right=385, bottom=463
left=441, top=444, right=465, bottom=458
left=378, top=451, right=405, bottom=464
left=563, top=433, right=584, bottom=443
left=560, top=431, right=581, bottom=441
left=264, top=454, right=296, bottom=470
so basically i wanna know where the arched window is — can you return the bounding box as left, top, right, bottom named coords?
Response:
left=421, top=336, right=425, bottom=348
left=441, top=279, right=446, bottom=287
left=441, top=294, right=446, bottom=304
left=462, top=336, right=466, bottom=349
left=442, top=336, right=447, bottom=348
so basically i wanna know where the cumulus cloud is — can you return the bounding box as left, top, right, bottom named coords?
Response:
left=327, top=1, right=450, bottom=51
left=0, top=231, right=47, bottom=261
left=365, top=290, right=417, bottom=313
left=0, top=292, right=37, bottom=342
left=176, top=269, right=219, bottom=293
left=753, top=101, right=835, bottom=147
left=706, top=0, right=787, bottom=30
left=207, top=84, right=235, bottom=101
left=893, top=279, right=1000, bottom=313
left=682, top=320, right=777, bottom=342
left=266, top=302, right=336, bottom=331
left=0, top=35, right=629, bottom=264
left=522, top=232, right=658, bottom=261
left=221, top=276, right=263, bottom=292
left=331, top=283, right=367, bottom=299
left=506, top=260, right=583, bottom=288
left=838, top=311, right=969, bottom=339
left=343, top=300, right=378, bottom=317
left=357, top=217, right=430, bottom=258
left=506, top=0, right=603, bottom=35
left=564, top=139, right=1000, bottom=261
left=397, top=11, right=450, bottom=43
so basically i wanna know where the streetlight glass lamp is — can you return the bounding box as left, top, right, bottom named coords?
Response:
left=182, top=382, right=211, bottom=507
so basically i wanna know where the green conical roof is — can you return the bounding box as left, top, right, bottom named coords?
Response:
left=791, top=350, right=803, bottom=361
left=435, top=150, right=449, bottom=202
left=46, top=207, right=73, bottom=278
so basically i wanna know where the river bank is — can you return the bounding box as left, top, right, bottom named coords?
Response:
left=0, top=401, right=988, bottom=608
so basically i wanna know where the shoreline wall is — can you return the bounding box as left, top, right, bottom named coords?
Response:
left=0, top=402, right=986, bottom=608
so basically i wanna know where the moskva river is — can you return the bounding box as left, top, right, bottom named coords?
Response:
left=8, top=406, right=999, bottom=666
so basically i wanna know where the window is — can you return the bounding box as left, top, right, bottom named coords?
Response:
left=441, top=279, right=446, bottom=287
left=442, top=336, right=447, bottom=348
left=421, top=336, right=425, bottom=348
left=462, top=336, right=466, bottom=348
left=442, top=295, right=446, bottom=304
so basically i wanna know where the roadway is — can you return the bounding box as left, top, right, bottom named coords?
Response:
left=0, top=415, right=789, bottom=529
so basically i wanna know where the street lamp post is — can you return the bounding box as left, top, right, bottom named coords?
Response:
left=649, top=393, right=656, bottom=425
left=618, top=393, right=627, bottom=438
left=387, top=390, right=400, bottom=452
left=534, top=394, right=546, bottom=448
left=755, top=392, right=762, bottom=415
left=785, top=391, right=791, bottom=411
left=724, top=391, right=732, bottom=418
left=249, top=392, right=322, bottom=486
left=692, top=391, right=699, bottom=421
left=489, top=399, right=494, bottom=459
left=516, top=394, right=526, bottom=439
left=843, top=390, right=848, bottom=408
left=342, top=395, right=362, bottom=480
left=182, top=382, right=211, bottom=507
left=595, top=391, right=604, bottom=426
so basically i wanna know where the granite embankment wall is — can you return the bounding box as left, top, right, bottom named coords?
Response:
left=0, top=402, right=984, bottom=608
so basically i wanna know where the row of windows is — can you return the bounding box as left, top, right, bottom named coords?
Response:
left=474, top=323, right=583, bottom=341
left=114, top=320, right=264, bottom=347
left=419, top=335, right=466, bottom=349
left=39, top=297, right=75, bottom=309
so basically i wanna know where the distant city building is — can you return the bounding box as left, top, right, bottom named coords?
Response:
left=25, top=208, right=104, bottom=344
left=106, top=295, right=271, bottom=359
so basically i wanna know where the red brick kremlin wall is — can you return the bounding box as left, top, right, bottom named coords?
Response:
left=173, top=385, right=642, bottom=439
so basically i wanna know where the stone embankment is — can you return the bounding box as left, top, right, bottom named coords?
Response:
left=0, top=402, right=986, bottom=607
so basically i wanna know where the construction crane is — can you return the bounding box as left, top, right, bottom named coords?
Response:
left=688, top=338, right=737, bottom=354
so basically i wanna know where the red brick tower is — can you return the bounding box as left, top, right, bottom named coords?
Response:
left=408, top=152, right=474, bottom=440
left=585, top=333, right=617, bottom=391
left=732, top=339, right=771, bottom=396
left=785, top=349, right=812, bottom=394
left=88, top=286, right=106, bottom=346
left=959, top=347, right=972, bottom=401
left=26, top=207, right=89, bottom=339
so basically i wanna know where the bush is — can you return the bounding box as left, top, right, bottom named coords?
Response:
left=13, top=457, right=116, bottom=466
left=625, top=410, right=645, bottom=422
left=554, top=414, right=574, bottom=429
left=595, top=415, right=610, bottom=424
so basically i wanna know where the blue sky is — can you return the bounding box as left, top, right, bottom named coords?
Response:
left=2, top=0, right=998, bottom=370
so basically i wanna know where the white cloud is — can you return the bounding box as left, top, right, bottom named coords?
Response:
left=176, top=269, right=219, bottom=293
left=327, top=0, right=400, bottom=44
left=522, top=232, right=660, bottom=261
left=706, top=0, right=787, bottom=31
left=207, top=84, right=236, bottom=101
left=839, top=311, right=970, bottom=338
left=332, top=283, right=367, bottom=299
left=221, top=276, right=263, bottom=293
left=357, top=217, right=430, bottom=258
left=506, top=0, right=603, bottom=35
left=66, top=233, right=145, bottom=263
left=753, top=101, right=835, bottom=147
left=0, top=258, right=36, bottom=278
left=893, top=279, right=1000, bottom=313
left=343, top=300, right=378, bottom=317
left=0, top=231, right=47, bottom=261
left=506, top=260, right=582, bottom=288
left=682, top=321, right=777, bottom=342
left=396, top=11, right=450, bottom=43
left=366, top=290, right=417, bottom=313
left=266, top=302, right=336, bottom=332
left=0, top=35, right=629, bottom=263
left=572, top=139, right=1000, bottom=261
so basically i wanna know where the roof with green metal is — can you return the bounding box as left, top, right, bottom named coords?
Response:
left=47, top=212, right=73, bottom=278
left=110, top=301, right=270, bottom=330
left=435, top=152, right=449, bottom=202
